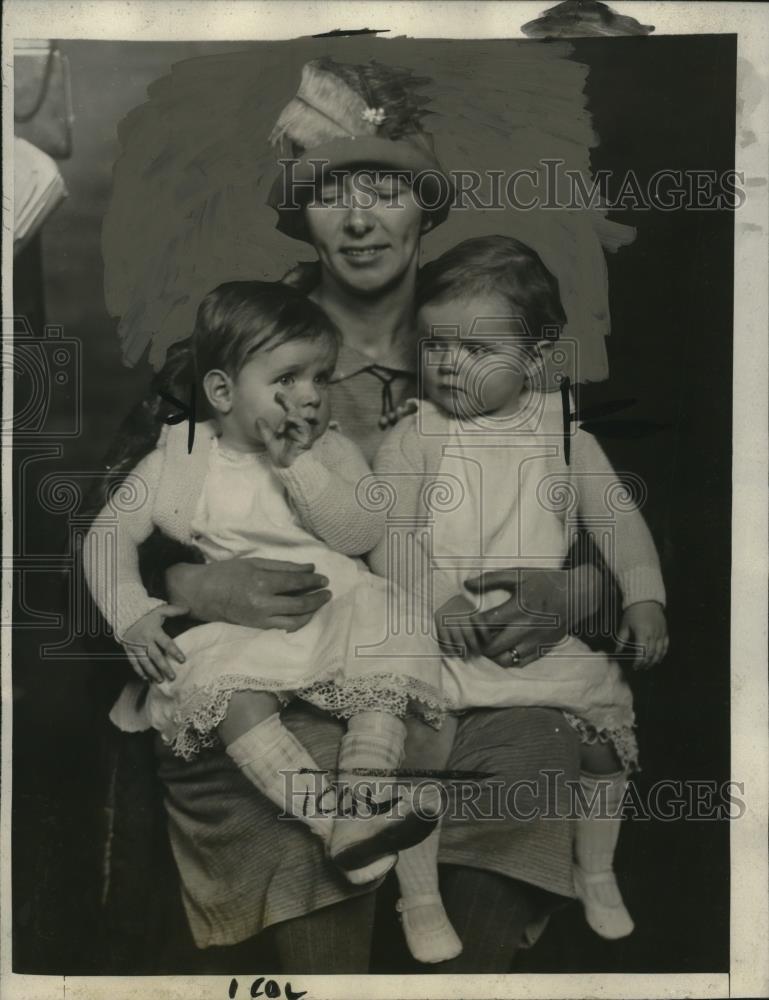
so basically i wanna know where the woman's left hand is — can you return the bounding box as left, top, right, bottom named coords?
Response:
left=462, top=566, right=578, bottom=668
left=434, top=592, right=484, bottom=658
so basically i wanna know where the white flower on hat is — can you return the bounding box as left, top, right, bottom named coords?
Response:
left=360, top=106, right=387, bottom=125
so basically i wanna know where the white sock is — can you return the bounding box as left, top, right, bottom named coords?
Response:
left=336, top=712, right=442, bottom=812
left=225, top=713, right=333, bottom=843
left=396, top=820, right=441, bottom=897
left=574, top=770, right=634, bottom=939
left=335, top=711, right=409, bottom=818
left=575, top=770, right=626, bottom=873
left=338, top=710, right=406, bottom=779
left=395, top=820, right=462, bottom=964
left=330, top=712, right=440, bottom=883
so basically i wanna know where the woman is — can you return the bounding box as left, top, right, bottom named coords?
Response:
left=114, top=57, right=608, bottom=973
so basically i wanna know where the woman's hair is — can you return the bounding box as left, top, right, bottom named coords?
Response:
left=87, top=281, right=337, bottom=517
left=416, top=235, right=567, bottom=342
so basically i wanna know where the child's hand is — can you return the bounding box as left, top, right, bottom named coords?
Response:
left=616, top=600, right=669, bottom=669
left=257, top=390, right=316, bottom=468
left=122, top=605, right=189, bottom=683
left=257, top=416, right=311, bottom=468
left=435, top=593, right=483, bottom=658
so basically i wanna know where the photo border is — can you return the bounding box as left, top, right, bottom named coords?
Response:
left=2, top=3, right=767, bottom=998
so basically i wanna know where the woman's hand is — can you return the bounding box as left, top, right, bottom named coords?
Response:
left=121, top=604, right=189, bottom=682
left=165, top=557, right=332, bottom=630
left=434, top=592, right=483, bottom=658
left=462, top=564, right=601, bottom=668
left=616, top=600, right=669, bottom=668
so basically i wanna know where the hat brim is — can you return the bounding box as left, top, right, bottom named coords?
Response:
left=267, top=136, right=454, bottom=241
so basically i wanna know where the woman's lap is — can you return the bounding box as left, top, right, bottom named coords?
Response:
left=439, top=706, right=580, bottom=898
left=156, top=700, right=580, bottom=950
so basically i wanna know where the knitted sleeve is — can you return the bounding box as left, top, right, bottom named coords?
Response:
left=273, top=427, right=385, bottom=556
left=570, top=428, right=666, bottom=609
left=368, top=416, right=429, bottom=585
left=82, top=448, right=166, bottom=639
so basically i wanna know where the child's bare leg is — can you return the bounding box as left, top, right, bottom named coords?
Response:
left=218, top=690, right=282, bottom=744
left=580, top=738, right=622, bottom=775
left=220, top=690, right=333, bottom=843
left=394, top=715, right=462, bottom=964
left=575, top=738, right=633, bottom=939
left=403, top=712, right=459, bottom=771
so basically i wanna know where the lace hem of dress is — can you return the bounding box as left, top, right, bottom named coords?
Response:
left=562, top=711, right=640, bottom=773
left=299, top=674, right=450, bottom=729
left=165, top=671, right=449, bottom=761
left=165, top=675, right=295, bottom=761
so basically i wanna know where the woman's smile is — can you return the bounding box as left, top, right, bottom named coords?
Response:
left=339, top=243, right=391, bottom=265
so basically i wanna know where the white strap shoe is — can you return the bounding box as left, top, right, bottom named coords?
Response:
left=574, top=865, right=635, bottom=939
left=396, top=893, right=463, bottom=964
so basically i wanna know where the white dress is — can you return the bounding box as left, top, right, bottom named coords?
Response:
left=428, top=401, right=638, bottom=769
left=117, top=439, right=446, bottom=759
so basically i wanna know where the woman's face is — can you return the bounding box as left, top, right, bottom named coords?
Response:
left=304, top=171, right=426, bottom=296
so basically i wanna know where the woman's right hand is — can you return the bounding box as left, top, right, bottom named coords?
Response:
left=165, top=557, right=332, bottom=630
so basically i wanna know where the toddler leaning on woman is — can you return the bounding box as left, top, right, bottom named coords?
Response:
left=373, top=235, right=667, bottom=962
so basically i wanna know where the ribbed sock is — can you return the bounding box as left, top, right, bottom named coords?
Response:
left=337, top=710, right=407, bottom=779
left=396, top=821, right=441, bottom=897
left=330, top=712, right=439, bottom=883
left=395, top=820, right=462, bottom=963
left=574, top=769, right=634, bottom=938
left=225, top=712, right=332, bottom=842
left=575, top=769, right=626, bottom=873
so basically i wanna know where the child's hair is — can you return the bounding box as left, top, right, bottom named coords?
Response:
left=416, top=235, right=567, bottom=342
left=192, top=280, right=339, bottom=383
left=87, top=281, right=338, bottom=518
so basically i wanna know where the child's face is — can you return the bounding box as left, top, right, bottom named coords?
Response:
left=217, top=336, right=337, bottom=451
left=418, top=293, right=538, bottom=419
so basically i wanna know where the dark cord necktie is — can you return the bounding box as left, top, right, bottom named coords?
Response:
left=369, top=366, right=400, bottom=429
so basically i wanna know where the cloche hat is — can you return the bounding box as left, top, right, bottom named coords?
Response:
left=267, top=57, right=454, bottom=239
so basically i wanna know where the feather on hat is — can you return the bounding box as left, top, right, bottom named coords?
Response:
left=269, top=60, right=376, bottom=150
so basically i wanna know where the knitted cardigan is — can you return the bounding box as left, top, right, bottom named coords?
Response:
left=84, top=420, right=385, bottom=639
left=369, top=400, right=666, bottom=612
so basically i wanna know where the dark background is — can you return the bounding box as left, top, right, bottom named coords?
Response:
left=12, top=34, right=734, bottom=974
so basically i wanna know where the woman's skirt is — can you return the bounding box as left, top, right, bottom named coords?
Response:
left=156, top=699, right=580, bottom=949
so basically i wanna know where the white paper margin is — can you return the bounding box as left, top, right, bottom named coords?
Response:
left=2, top=3, right=767, bottom=998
